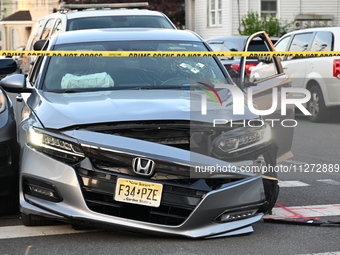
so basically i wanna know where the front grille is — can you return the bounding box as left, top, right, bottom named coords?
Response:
left=83, top=120, right=193, bottom=150
left=82, top=145, right=191, bottom=179
left=77, top=167, right=208, bottom=226
left=0, top=144, right=10, bottom=168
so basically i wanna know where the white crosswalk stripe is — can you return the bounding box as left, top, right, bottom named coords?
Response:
left=283, top=159, right=309, bottom=165
left=316, top=179, right=340, bottom=185
left=278, top=180, right=310, bottom=187
left=297, top=252, right=340, bottom=255
left=0, top=225, right=100, bottom=240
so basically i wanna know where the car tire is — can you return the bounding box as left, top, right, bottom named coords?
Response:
left=308, top=85, right=331, bottom=122
left=259, top=179, right=279, bottom=214
left=21, top=212, right=56, bottom=226
left=257, top=149, right=279, bottom=214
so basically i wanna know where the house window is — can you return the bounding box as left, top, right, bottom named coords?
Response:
left=261, top=0, right=277, bottom=17
left=208, top=0, right=222, bottom=26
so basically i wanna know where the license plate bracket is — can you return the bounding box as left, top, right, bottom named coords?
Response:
left=114, top=178, right=163, bottom=207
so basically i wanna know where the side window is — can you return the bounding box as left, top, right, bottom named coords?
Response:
left=29, top=57, right=44, bottom=87
left=41, top=18, right=55, bottom=39
left=223, top=41, right=238, bottom=51
left=248, top=37, right=284, bottom=82
left=288, top=33, right=313, bottom=51
left=275, top=36, right=291, bottom=51
left=27, top=19, right=45, bottom=50
left=274, top=36, right=291, bottom=61
left=51, top=19, right=62, bottom=35
left=249, top=40, right=277, bottom=79
left=287, top=33, right=314, bottom=60
left=310, top=31, right=333, bottom=51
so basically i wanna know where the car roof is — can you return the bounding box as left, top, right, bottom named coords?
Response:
left=63, top=9, right=168, bottom=19
left=206, top=36, right=279, bottom=43
left=205, top=36, right=279, bottom=51
left=50, top=28, right=202, bottom=46
left=42, top=9, right=168, bottom=20
left=206, top=36, right=249, bottom=43
left=284, top=27, right=340, bottom=36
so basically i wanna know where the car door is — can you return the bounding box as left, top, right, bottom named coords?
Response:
left=239, top=31, right=294, bottom=162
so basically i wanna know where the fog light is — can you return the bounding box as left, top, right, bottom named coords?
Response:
left=216, top=209, right=258, bottom=222
left=29, top=186, right=55, bottom=198
left=23, top=177, right=63, bottom=202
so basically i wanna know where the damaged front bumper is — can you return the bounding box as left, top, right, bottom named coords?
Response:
left=20, top=129, right=266, bottom=239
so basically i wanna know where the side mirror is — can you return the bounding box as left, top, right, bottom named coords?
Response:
left=33, top=39, right=48, bottom=51
left=0, top=58, right=17, bottom=75
left=0, top=74, right=32, bottom=93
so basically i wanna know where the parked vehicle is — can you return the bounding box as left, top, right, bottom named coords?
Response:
left=1, top=28, right=293, bottom=238
left=250, top=27, right=340, bottom=122
left=20, top=3, right=176, bottom=74
left=206, top=36, right=278, bottom=81
left=0, top=58, right=20, bottom=215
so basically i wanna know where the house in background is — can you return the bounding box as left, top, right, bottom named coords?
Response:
left=0, top=0, right=59, bottom=50
left=0, top=0, right=15, bottom=50
left=0, top=10, right=31, bottom=50
left=185, top=0, right=340, bottom=39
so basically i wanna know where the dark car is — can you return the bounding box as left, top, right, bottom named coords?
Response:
left=0, top=58, right=20, bottom=215
left=0, top=28, right=293, bottom=238
left=206, top=36, right=278, bottom=80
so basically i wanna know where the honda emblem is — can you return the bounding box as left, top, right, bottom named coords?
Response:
left=132, top=157, right=155, bottom=176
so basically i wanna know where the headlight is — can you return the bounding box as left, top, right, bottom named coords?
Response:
left=212, top=124, right=272, bottom=161
left=28, top=127, right=85, bottom=163
left=0, top=89, right=6, bottom=114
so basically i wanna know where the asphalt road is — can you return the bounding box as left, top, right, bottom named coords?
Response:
left=1, top=115, right=340, bottom=255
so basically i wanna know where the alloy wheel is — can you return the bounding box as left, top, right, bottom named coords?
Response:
left=309, top=92, right=319, bottom=117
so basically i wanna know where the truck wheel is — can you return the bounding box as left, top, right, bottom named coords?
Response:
left=308, top=85, right=331, bottom=122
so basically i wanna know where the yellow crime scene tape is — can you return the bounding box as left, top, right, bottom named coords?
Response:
left=3, top=50, right=340, bottom=58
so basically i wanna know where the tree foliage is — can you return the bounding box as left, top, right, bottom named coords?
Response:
left=60, top=0, right=185, bottom=28
left=238, top=11, right=292, bottom=37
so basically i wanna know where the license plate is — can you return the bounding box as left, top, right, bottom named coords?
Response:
left=114, top=178, right=163, bottom=207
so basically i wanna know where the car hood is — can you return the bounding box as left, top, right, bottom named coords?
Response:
left=32, top=89, right=258, bottom=129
